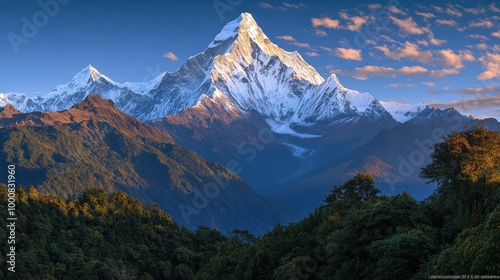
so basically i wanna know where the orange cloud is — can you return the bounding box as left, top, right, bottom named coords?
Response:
left=389, top=6, right=406, bottom=15
left=332, top=65, right=459, bottom=80
left=311, top=17, right=340, bottom=29
left=430, top=94, right=500, bottom=111
left=446, top=7, right=462, bottom=17
left=438, top=49, right=475, bottom=69
left=305, top=52, right=319, bottom=57
left=292, top=42, right=311, bottom=49
left=375, top=42, right=434, bottom=64
left=277, top=35, right=295, bottom=41
left=458, top=85, right=500, bottom=95
left=390, top=16, right=429, bottom=35
left=478, top=53, right=500, bottom=80
left=163, top=52, right=179, bottom=61
left=490, top=4, right=500, bottom=13
left=429, top=34, right=446, bottom=46
left=339, top=12, right=369, bottom=31
left=335, top=48, right=362, bottom=61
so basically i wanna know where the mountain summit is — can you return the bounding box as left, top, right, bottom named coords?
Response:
left=2, top=12, right=391, bottom=123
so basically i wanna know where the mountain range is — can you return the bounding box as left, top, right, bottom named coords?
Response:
left=0, top=95, right=293, bottom=235
left=2, top=13, right=500, bottom=224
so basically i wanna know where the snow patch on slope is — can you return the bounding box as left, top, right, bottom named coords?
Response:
left=266, top=119, right=322, bottom=139
left=344, top=90, right=377, bottom=113
left=283, top=143, right=311, bottom=158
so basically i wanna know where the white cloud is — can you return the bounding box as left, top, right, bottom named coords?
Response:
left=428, top=87, right=452, bottom=94
left=282, top=2, right=307, bottom=9
left=259, top=2, right=274, bottom=9
left=415, top=11, right=436, bottom=19
left=384, top=83, right=417, bottom=88
left=314, top=29, right=327, bottom=37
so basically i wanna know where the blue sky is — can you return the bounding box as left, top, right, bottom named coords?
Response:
left=1, top=0, right=500, bottom=119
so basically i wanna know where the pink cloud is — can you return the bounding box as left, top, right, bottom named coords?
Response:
left=335, top=48, right=362, bottom=61
left=367, top=4, right=382, bottom=10
left=292, top=42, right=311, bottom=49
left=163, top=52, right=179, bottom=61
left=438, top=49, right=475, bottom=69
left=314, top=29, right=327, bottom=37
left=311, top=17, right=340, bottom=29
left=457, top=85, right=500, bottom=95
left=375, top=42, right=434, bottom=64
left=415, top=12, right=436, bottom=19
left=478, top=53, right=500, bottom=80
left=390, top=16, right=429, bottom=35
left=277, top=35, right=295, bottom=41
left=469, top=21, right=494, bottom=28
left=446, top=7, right=463, bottom=17
left=305, top=52, right=319, bottom=57
left=259, top=2, right=274, bottom=9
left=436, top=19, right=457, bottom=26
left=332, top=65, right=459, bottom=80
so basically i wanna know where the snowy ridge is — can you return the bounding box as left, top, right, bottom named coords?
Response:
left=3, top=13, right=396, bottom=124
left=380, top=101, right=428, bottom=123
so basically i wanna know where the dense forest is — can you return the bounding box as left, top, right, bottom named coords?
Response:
left=1, top=125, right=499, bottom=279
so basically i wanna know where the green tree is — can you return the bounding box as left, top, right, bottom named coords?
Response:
left=325, top=173, right=380, bottom=205
left=421, top=125, right=500, bottom=227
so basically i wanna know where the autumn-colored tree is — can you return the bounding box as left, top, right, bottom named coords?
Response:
left=421, top=125, right=500, bottom=227
left=325, top=173, right=380, bottom=205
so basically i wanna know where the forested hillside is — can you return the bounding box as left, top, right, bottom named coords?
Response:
left=1, top=126, right=499, bottom=279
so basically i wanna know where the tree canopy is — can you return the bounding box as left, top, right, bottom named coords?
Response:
left=421, top=124, right=500, bottom=227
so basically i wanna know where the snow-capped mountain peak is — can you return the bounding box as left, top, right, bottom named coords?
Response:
left=68, top=65, right=107, bottom=87
left=2, top=13, right=416, bottom=124
left=380, top=101, right=428, bottom=123
left=332, top=74, right=346, bottom=93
